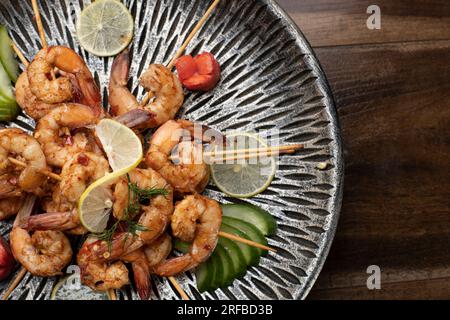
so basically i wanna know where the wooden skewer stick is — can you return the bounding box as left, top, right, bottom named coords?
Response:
left=167, top=0, right=221, bottom=70
left=170, top=145, right=303, bottom=162
left=31, top=0, right=47, bottom=49
left=216, top=149, right=296, bottom=163
left=168, top=277, right=190, bottom=300
left=109, top=289, right=117, bottom=300
left=219, top=231, right=277, bottom=253
left=206, top=144, right=304, bottom=158
left=1, top=267, right=28, bottom=301
left=8, top=157, right=62, bottom=181
left=140, top=0, right=221, bottom=107
left=31, top=0, right=56, bottom=79
left=12, top=43, right=29, bottom=67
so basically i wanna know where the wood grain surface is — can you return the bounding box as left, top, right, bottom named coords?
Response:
left=276, top=0, right=450, bottom=299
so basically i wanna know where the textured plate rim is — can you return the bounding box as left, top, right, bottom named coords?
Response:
left=267, top=0, right=344, bottom=299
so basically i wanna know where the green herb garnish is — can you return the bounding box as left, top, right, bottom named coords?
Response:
left=97, top=174, right=167, bottom=250
left=97, top=221, right=120, bottom=251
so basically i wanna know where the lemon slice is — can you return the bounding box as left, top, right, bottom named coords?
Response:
left=96, top=118, right=143, bottom=172
left=51, top=274, right=111, bottom=300
left=211, top=133, right=276, bottom=198
left=76, top=0, right=134, bottom=57
left=79, top=119, right=143, bottom=233
left=79, top=180, right=114, bottom=233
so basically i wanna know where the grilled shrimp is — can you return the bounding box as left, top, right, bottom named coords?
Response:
left=27, top=46, right=103, bottom=117
left=122, top=248, right=151, bottom=300
left=34, top=104, right=102, bottom=167
left=118, top=234, right=173, bottom=300
left=87, top=168, right=174, bottom=262
left=0, top=128, right=48, bottom=193
left=145, top=120, right=210, bottom=194
left=26, top=152, right=111, bottom=234
left=10, top=196, right=72, bottom=277
left=0, top=196, right=24, bottom=221
left=153, top=195, right=222, bottom=277
left=144, top=233, right=172, bottom=269
left=15, top=72, right=58, bottom=120
left=77, top=237, right=129, bottom=292
left=58, top=152, right=110, bottom=203
left=15, top=70, right=85, bottom=120
left=122, top=234, right=173, bottom=300
left=109, top=50, right=184, bottom=128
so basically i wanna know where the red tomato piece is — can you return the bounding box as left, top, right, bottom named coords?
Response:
left=175, top=55, right=197, bottom=81
left=183, top=74, right=216, bottom=91
left=175, top=52, right=221, bottom=92
left=194, top=52, right=215, bottom=74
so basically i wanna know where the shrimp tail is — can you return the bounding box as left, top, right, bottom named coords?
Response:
left=115, top=109, right=156, bottom=129
left=109, top=49, right=140, bottom=117
left=25, top=211, right=78, bottom=231
left=50, top=46, right=104, bottom=118
left=59, top=71, right=84, bottom=105
left=86, top=233, right=143, bottom=262
left=13, top=195, right=37, bottom=228
left=177, top=120, right=227, bottom=146
left=153, top=255, right=194, bottom=277
left=77, top=75, right=104, bottom=118
left=132, top=261, right=151, bottom=300
left=110, top=49, right=130, bottom=87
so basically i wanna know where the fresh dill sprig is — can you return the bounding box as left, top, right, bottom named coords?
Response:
left=128, top=182, right=168, bottom=201
left=124, top=174, right=168, bottom=220
left=96, top=174, right=166, bottom=250
left=128, top=220, right=149, bottom=235
left=97, top=220, right=120, bottom=251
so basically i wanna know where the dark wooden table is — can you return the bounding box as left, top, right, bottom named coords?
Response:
left=276, top=0, right=450, bottom=299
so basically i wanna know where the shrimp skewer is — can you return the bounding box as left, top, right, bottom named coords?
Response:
left=109, top=50, right=184, bottom=129
left=13, top=42, right=91, bottom=120
left=77, top=237, right=129, bottom=292
left=140, top=0, right=221, bottom=106
left=86, top=168, right=174, bottom=262
left=145, top=120, right=213, bottom=194
left=34, top=104, right=102, bottom=168
left=27, top=46, right=103, bottom=117
left=9, top=195, right=72, bottom=277
left=109, top=0, right=222, bottom=126
left=25, top=152, right=111, bottom=234
left=154, top=194, right=222, bottom=277
left=13, top=16, right=102, bottom=119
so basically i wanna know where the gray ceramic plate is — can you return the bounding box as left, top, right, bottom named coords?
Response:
left=0, top=0, right=343, bottom=300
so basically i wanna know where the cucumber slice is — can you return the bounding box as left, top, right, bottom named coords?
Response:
left=222, top=204, right=277, bottom=236
left=218, top=237, right=247, bottom=279
left=196, top=258, right=214, bottom=293
left=220, top=223, right=260, bottom=266
left=0, top=99, right=19, bottom=121
left=0, top=62, right=15, bottom=101
left=209, top=251, right=223, bottom=291
left=0, top=26, right=18, bottom=82
left=222, top=216, right=269, bottom=256
left=214, top=244, right=235, bottom=288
